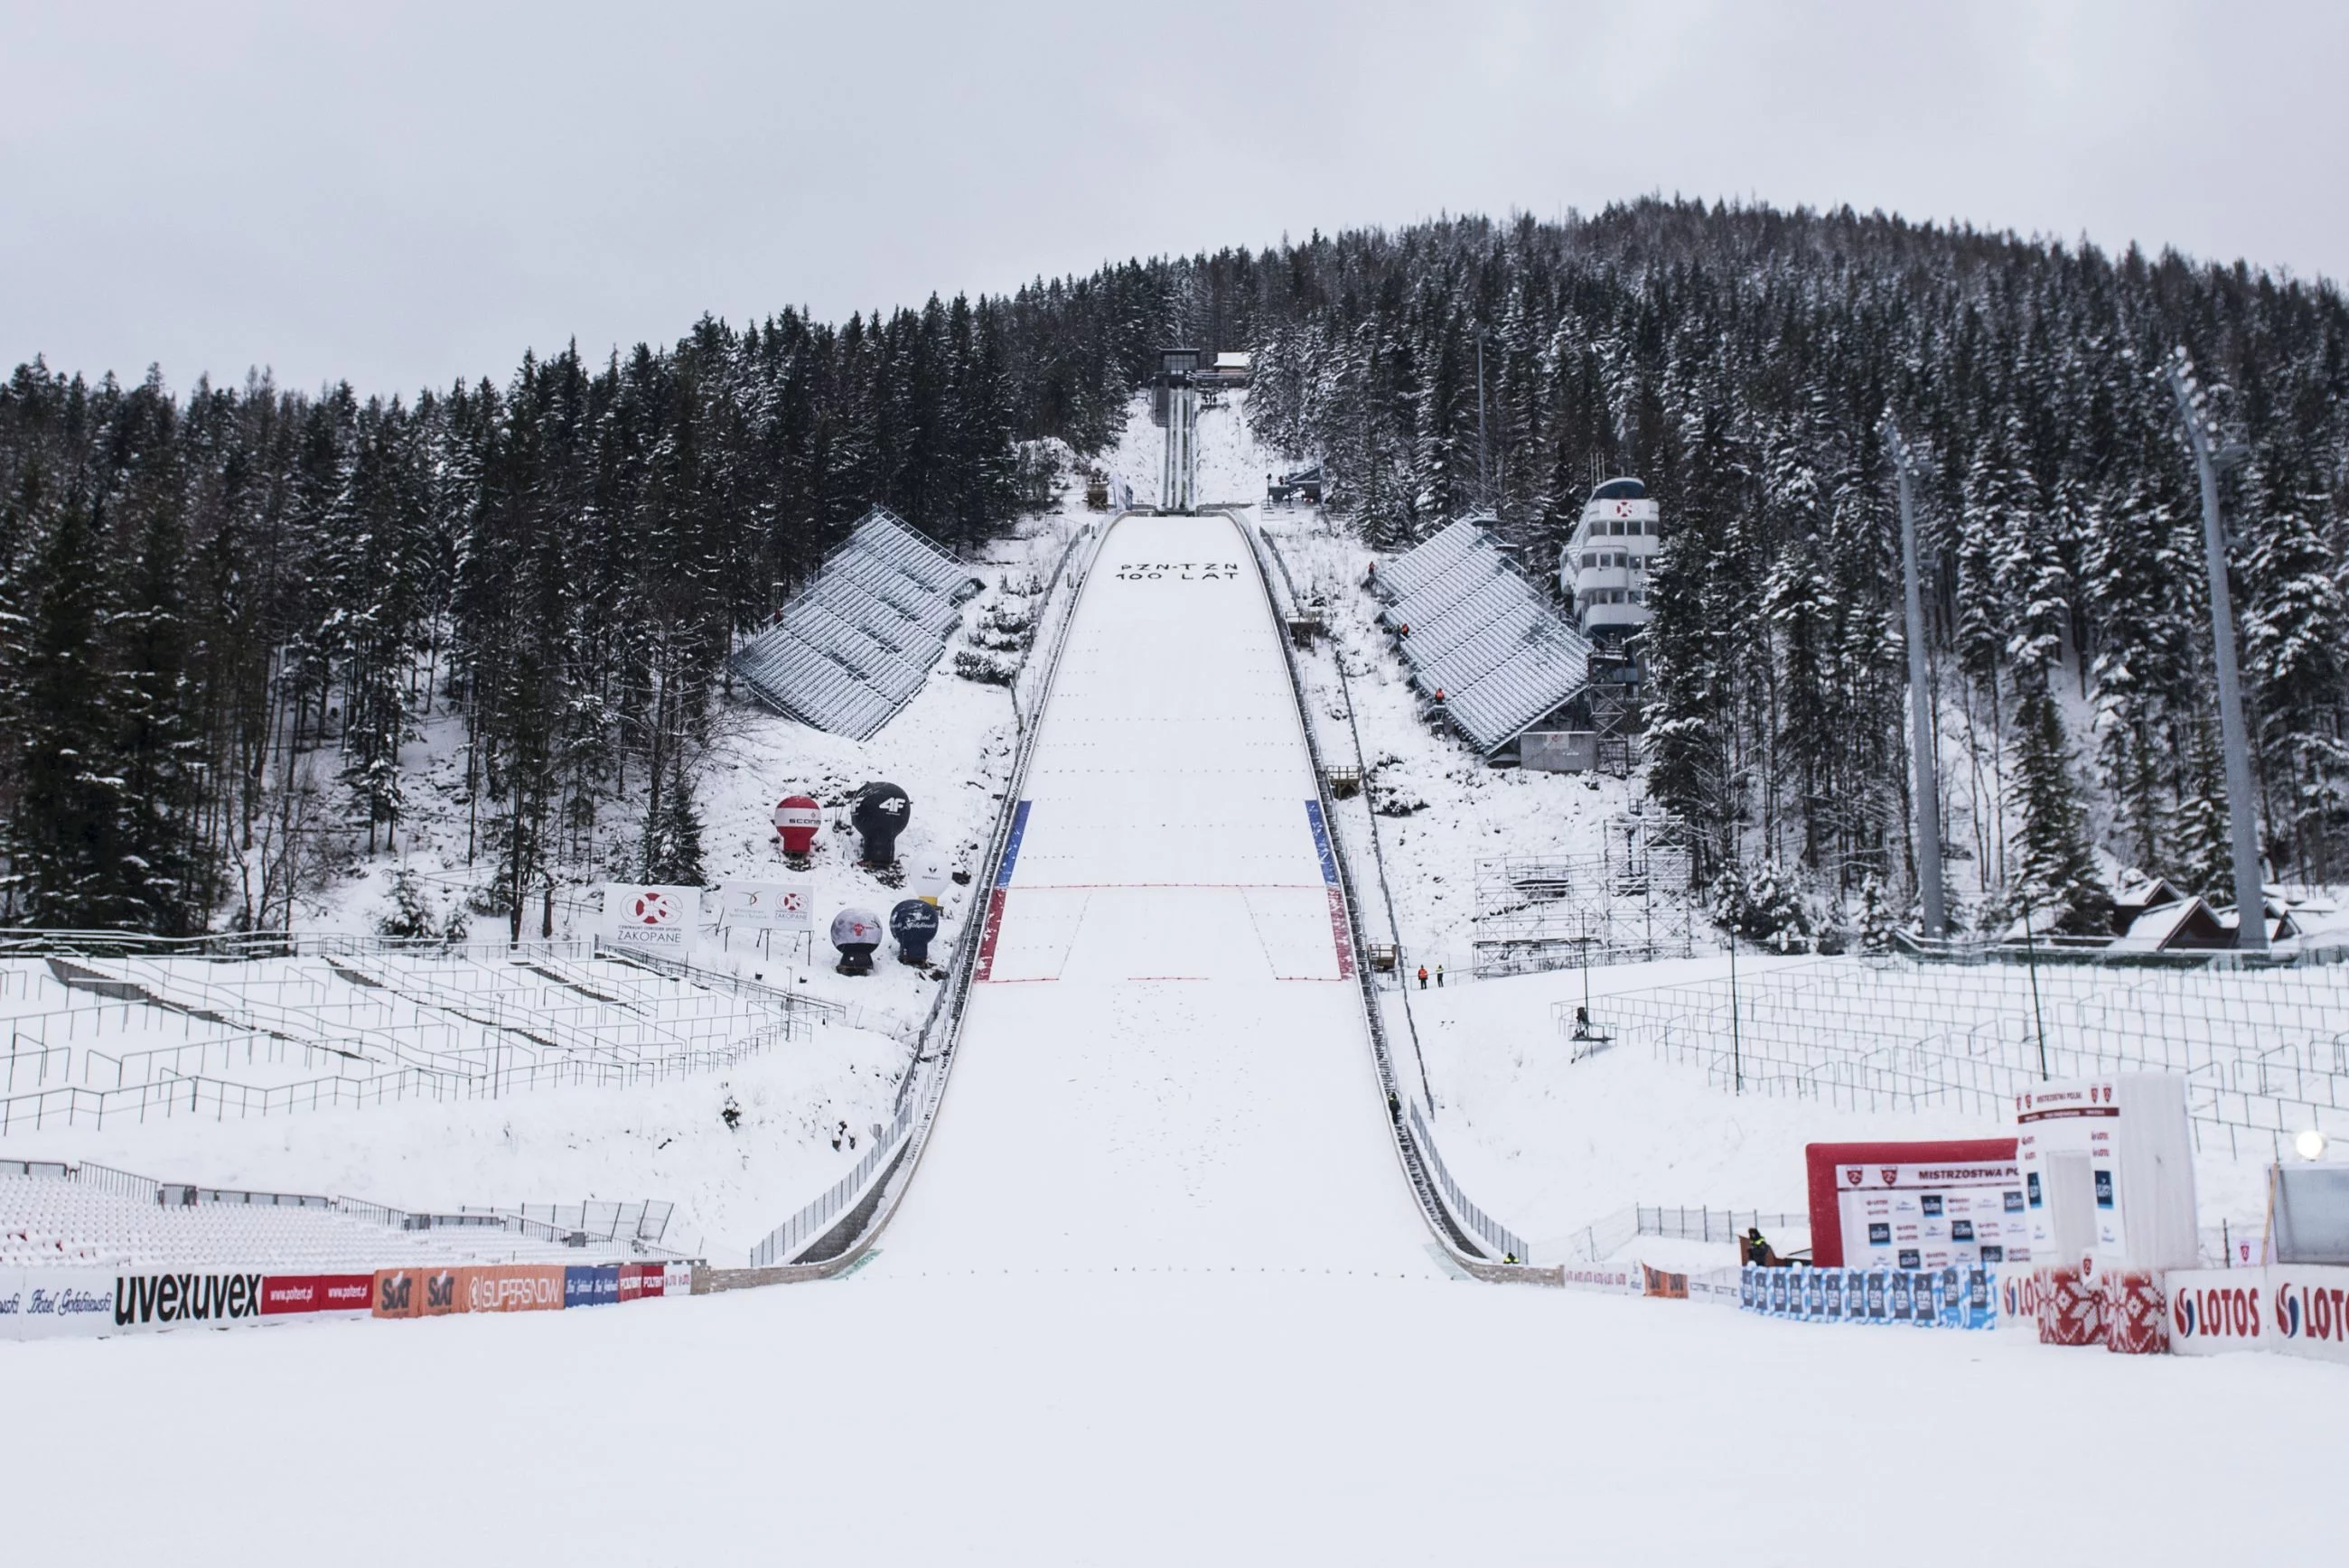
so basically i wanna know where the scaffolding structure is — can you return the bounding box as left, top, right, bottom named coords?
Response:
left=1470, top=817, right=1696, bottom=978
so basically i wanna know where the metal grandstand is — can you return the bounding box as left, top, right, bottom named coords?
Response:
left=731, top=507, right=982, bottom=739
left=1371, top=517, right=1595, bottom=755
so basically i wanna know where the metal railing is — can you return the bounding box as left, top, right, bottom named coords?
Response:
left=1407, top=1099, right=1530, bottom=1262
left=736, top=511, right=1117, bottom=1273
left=1246, top=516, right=1541, bottom=1276
left=1562, top=1206, right=1810, bottom=1262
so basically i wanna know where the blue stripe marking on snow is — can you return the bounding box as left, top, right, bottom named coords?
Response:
left=1306, top=800, right=1340, bottom=887
left=995, top=800, right=1033, bottom=888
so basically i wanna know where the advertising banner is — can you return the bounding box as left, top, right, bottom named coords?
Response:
left=1740, top=1265, right=1997, bottom=1330
left=1556, top=1262, right=1637, bottom=1294
left=719, top=881, right=813, bottom=930
left=2014, top=1075, right=2199, bottom=1274
left=1805, top=1141, right=2026, bottom=1271
left=259, top=1274, right=372, bottom=1317
left=1641, top=1264, right=1689, bottom=1300
left=663, top=1262, right=695, bottom=1297
left=371, top=1266, right=424, bottom=1320
left=2167, top=1268, right=2268, bottom=1355
left=2174, top=1264, right=2349, bottom=1366
left=564, top=1265, right=621, bottom=1308
left=462, top=1264, right=566, bottom=1313
left=2, top=1270, right=120, bottom=1339
left=109, top=1269, right=268, bottom=1331
left=601, top=883, right=702, bottom=955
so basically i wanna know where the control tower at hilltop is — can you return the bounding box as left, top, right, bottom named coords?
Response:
left=1558, top=477, right=1660, bottom=643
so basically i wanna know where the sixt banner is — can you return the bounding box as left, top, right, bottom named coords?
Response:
left=1739, top=1265, right=1998, bottom=1330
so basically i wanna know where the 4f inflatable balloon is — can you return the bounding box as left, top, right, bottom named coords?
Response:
left=850, top=781, right=912, bottom=866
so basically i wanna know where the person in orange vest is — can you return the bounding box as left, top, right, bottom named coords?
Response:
left=1417, top=964, right=1428, bottom=990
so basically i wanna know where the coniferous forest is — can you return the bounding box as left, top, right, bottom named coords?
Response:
left=5, top=199, right=2345, bottom=937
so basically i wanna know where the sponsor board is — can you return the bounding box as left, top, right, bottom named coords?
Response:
left=565, top=1265, right=621, bottom=1308
left=2169, top=1264, right=2349, bottom=1366
left=719, top=881, right=813, bottom=930
left=260, top=1274, right=372, bottom=1317
left=1556, top=1263, right=1637, bottom=1294
left=2, top=1270, right=122, bottom=1339
left=463, top=1264, right=566, bottom=1313
left=1641, top=1264, right=1689, bottom=1300
left=663, top=1262, right=695, bottom=1297
left=601, top=883, right=702, bottom=954
left=1740, top=1265, right=1998, bottom=1330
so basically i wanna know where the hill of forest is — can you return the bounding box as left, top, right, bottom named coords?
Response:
left=2, top=198, right=2342, bottom=934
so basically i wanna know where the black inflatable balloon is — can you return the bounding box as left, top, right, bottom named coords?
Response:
left=850, top=781, right=912, bottom=864
left=830, top=907, right=883, bottom=975
left=890, top=899, right=941, bottom=965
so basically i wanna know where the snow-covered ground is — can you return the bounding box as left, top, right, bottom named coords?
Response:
left=4, top=396, right=2342, bottom=1564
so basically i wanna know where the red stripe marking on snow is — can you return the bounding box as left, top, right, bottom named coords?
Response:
left=974, top=888, right=1009, bottom=982
left=1324, top=887, right=1357, bottom=978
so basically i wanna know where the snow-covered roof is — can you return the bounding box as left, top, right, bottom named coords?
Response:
left=731, top=507, right=981, bottom=740
left=1372, top=518, right=1594, bottom=754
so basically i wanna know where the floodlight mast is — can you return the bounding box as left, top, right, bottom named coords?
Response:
left=2165, top=352, right=2267, bottom=955
left=1885, top=418, right=1944, bottom=938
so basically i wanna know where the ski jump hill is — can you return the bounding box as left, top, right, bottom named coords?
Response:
left=875, top=510, right=1442, bottom=1276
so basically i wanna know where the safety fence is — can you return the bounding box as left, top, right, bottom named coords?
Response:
left=748, top=1098, right=916, bottom=1267
left=1251, top=518, right=1543, bottom=1278
left=732, top=515, right=1114, bottom=1274
left=2, top=941, right=825, bottom=1135
left=1012, top=517, right=1106, bottom=733
left=1406, top=1100, right=1530, bottom=1263
left=1560, top=1206, right=1810, bottom=1263
left=1592, top=957, right=2349, bottom=1162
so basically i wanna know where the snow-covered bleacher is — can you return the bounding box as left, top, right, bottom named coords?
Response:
left=1, top=939, right=838, bottom=1134
left=731, top=506, right=983, bottom=739
left=1, top=1159, right=670, bottom=1269
left=1371, top=517, right=1593, bottom=754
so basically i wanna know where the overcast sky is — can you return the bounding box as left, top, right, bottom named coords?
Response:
left=4, top=0, right=2341, bottom=399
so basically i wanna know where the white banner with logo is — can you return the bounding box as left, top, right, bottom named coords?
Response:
left=601, top=883, right=703, bottom=954
left=719, top=881, right=814, bottom=929
left=2167, top=1264, right=2349, bottom=1364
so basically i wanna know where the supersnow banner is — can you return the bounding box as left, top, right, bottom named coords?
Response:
left=602, top=883, right=702, bottom=954
left=719, top=881, right=813, bottom=929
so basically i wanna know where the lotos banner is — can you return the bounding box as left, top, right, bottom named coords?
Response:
left=2171, top=1264, right=2349, bottom=1366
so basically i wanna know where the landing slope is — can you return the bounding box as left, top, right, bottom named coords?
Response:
left=874, top=513, right=1434, bottom=1273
